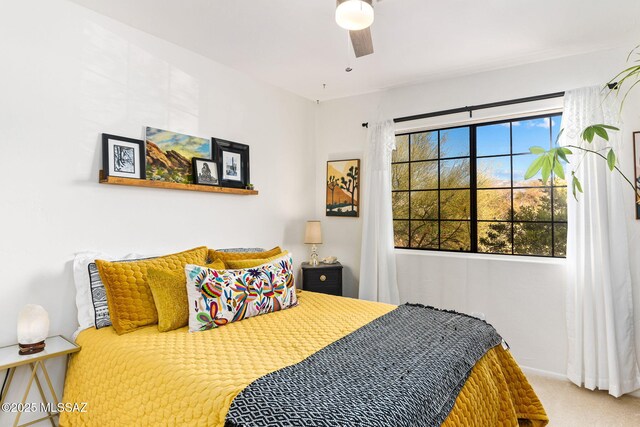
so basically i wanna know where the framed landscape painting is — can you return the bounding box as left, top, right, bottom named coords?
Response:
left=145, top=127, right=211, bottom=184
left=326, top=159, right=360, bottom=217
left=635, top=132, right=640, bottom=219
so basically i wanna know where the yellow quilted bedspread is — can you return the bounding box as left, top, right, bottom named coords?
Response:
left=61, top=292, right=548, bottom=426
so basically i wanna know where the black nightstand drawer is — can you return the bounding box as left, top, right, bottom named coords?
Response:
left=301, top=262, right=343, bottom=297
left=305, top=268, right=341, bottom=285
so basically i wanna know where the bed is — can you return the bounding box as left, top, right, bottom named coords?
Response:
left=60, top=291, right=548, bottom=426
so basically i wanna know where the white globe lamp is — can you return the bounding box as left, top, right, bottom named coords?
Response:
left=17, top=304, right=50, bottom=355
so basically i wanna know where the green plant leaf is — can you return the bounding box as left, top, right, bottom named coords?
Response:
left=571, top=175, right=583, bottom=200
left=529, top=146, right=546, bottom=154
left=554, top=128, right=565, bottom=146
left=582, top=126, right=595, bottom=143
left=553, top=156, right=565, bottom=180
left=556, top=148, right=570, bottom=163
left=598, top=124, right=619, bottom=131
left=524, top=155, right=546, bottom=180
left=541, top=155, right=552, bottom=184
left=592, top=126, right=609, bottom=141
left=607, top=149, right=616, bottom=171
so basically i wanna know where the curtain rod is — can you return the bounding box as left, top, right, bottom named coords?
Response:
left=361, top=84, right=617, bottom=128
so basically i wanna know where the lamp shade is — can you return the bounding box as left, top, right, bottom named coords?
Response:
left=17, top=304, right=49, bottom=354
left=335, top=0, right=374, bottom=31
left=304, top=221, right=323, bottom=244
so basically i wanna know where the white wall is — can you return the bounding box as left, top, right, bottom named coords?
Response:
left=315, top=46, right=640, bottom=376
left=0, top=1, right=315, bottom=422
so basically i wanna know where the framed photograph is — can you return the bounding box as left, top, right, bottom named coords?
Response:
left=634, top=132, right=640, bottom=219
left=214, top=138, right=250, bottom=188
left=102, top=134, right=145, bottom=179
left=326, top=159, right=360, bottom=217
left=192, top=158, right=219, bottom=186
left=145, top=126, right=211, bottom=184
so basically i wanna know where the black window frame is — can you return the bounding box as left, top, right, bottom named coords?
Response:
left=392, top=112, right=567, bottom=258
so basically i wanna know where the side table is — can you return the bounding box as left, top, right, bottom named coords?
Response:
left=0, top=335, right=80, bottom=427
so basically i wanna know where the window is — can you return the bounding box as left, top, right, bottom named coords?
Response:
left=392, top=113, right=566, bottom=257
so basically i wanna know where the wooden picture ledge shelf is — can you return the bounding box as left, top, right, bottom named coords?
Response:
left=99, top=171, right=258, bottom=195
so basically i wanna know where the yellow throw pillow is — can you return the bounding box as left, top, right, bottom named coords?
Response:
left=147, top=260, right=224, bottom=333
left=208, top=246, right=282, bottom=263
left=207, top=259, right=225, bottom=270
left=147, top=269, right=188, bottom=332
left=96, top=246, right=208, bottom=334
left=225, top=251, right=289, bottom=269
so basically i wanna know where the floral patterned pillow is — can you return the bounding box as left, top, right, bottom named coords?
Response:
left=185, top=253, right=298, bottom=332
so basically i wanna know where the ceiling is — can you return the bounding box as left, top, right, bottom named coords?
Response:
left=71, top=0, right=640, bottom=101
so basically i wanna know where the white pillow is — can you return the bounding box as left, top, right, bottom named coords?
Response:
left=72, top=251, right=144, bottom=338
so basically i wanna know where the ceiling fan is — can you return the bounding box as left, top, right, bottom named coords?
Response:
left=335, top=0, right=377, bottom=58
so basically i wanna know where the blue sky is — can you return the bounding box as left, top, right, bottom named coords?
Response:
left=398, top=115, right=562, bottom=186
left=477, top=116, right=560, bottom=156
left=440, top=127, right=469, bottom=158
left=449, top=115, right=560, bottom=185
left=146, top=126, right=211, bottom=158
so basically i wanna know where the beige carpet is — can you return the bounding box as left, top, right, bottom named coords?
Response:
left=526, top=373, right=640, bottom=426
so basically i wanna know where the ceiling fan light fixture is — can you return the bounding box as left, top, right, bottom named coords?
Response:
left=335, top=0, right=374, bottom=31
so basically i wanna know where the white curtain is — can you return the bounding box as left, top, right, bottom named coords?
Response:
left=562, top=86, right=640, bottom=397
left=359, top=120, right=400, bottom=304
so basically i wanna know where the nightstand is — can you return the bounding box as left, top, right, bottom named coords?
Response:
left=301, top=262, right=343, bottom=296
left=0, top=335, right=80, bottom=427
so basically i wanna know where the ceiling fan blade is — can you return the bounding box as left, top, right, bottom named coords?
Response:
left=349, top=27, right=374, bottom=58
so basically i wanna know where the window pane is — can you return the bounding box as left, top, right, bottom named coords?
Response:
left=551, top=116, right=562, bottom=147
left=394, top=220, right=409, bottom=247
left=477, top=123, right=510, bottom=157
left=392, top=163, right=409, bottom=190
left=410, top=132, right=438, bottom=161
left=477, top=156, right=511, bottom=188
left=478, top=222, right=512, bottom=254
left=393, top=114, right=564, bottom=258
left=441, top=190, right=470, bottom=220
left=513, top=188, right=552, bottom=221
left=410, top=191, right=438, bottom=220
left=410, top=220, right=438, bottom=249
left=512, top=117, right=551, bottom=154
left=513, top=222, right=552, bottom=256
left=440, top=127, right=470, bottom=158
left=410, top=161, right=438, bottom=190
left=513, top=154, right=544, bottom=187
left=392, top=191, right=409, bottom=219
left=440, top=159, right=470, bottom=188
left=441, top=221, right=471, bottom=251
left=554, top=223, right=567, bottom=257
left=477, top=189, right=511, bottom=220
left=553, top=187, right=567, bottom=221
left=393, top=135, right=409, bottom=162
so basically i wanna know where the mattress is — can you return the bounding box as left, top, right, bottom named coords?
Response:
left=60, top=291, right=548, bottom=426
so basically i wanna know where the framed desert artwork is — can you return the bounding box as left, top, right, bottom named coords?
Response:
left=326, top=159, right=360, bottom=217
left=145, top=126, right=211, bottom=184
left=634, top=132, right=640, bottom=219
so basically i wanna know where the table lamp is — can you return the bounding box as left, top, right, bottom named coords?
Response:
left=304, top=220, right=322, bottom=266
left=17, top=304, right=49, bottom=355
